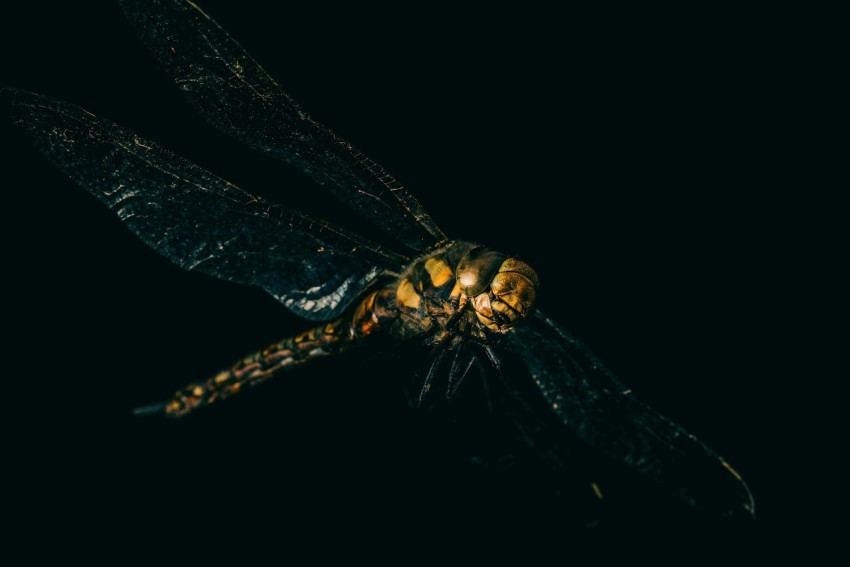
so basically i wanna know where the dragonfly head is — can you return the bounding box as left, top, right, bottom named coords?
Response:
left=456, top=247, right=539, bottom=332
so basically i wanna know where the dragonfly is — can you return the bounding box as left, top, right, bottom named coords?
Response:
left=4, top=0, right=754, bottom=522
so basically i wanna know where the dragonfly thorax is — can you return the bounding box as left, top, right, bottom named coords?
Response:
left=391, top=243, right=539, bottom=340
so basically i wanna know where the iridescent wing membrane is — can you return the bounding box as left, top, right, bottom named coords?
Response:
left=6, top=0, right=753, bottom=520
left=5, top=89, right=406, bottom=320
left=7, top=0, right=450, bottom=320
left=117, top=0, right=446, bottom=253
left=503, top=311, right=755, bottom=519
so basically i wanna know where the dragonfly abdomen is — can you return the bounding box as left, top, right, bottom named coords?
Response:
left=160, top=244, right=469, bottom=417
left=158, top=288, right=396, bottom=418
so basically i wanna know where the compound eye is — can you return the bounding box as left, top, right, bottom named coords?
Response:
left=456, top=247, right=507, bottom=297
left=490, top=271, right=537, bottom=318
left=457, top=269, right=484, bottom=297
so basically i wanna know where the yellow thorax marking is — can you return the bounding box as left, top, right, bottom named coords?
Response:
left=397, top=278, right=421, bottom=309
left=424, top=257, right=453, bottom=288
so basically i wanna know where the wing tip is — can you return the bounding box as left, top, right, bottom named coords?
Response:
left=720, top=459, right=757, bottom=519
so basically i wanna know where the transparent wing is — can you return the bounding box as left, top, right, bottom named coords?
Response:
left=6, top=89, right=405, bottom=320
left=503, top=310, right=756, bottom=519
left=118, top=0, right=446, bottom=252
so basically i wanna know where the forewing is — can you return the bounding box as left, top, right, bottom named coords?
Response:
left=118, top=0, right=446, bottom=252
left=504, top=310, right=756, bottom=519
left=6, top=89, right=404, bottom=320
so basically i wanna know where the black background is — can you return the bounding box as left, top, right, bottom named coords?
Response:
left=0, top=1, right=836, bottom=561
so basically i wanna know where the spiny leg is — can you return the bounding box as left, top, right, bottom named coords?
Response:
left=418, top=347, right=447, bottom=407
left=446, top=345, right=476, bottom=400
left=480, top=343, right=502, bottom=374
left=445, top=342, right=501, bottom=401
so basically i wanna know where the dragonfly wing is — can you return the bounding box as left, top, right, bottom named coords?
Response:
left=503, top=310, right=756, bottom=519
left=6, top=89, right=405, bottom=320
left=118, top=0, right=446, bottom=252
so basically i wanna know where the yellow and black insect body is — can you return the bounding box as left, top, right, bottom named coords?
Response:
left=6, top=0, right=755, bottom=522
left=155, top=241, right=539, bottom=416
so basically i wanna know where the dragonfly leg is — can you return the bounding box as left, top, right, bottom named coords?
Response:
left=418, top=348, right=447, bottom=407
left=446, top=345, right=476, bottom=400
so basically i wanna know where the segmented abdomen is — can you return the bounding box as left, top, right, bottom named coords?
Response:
left=163, top=288, right=394, bottom=417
